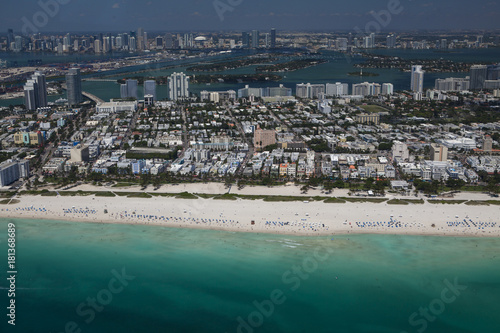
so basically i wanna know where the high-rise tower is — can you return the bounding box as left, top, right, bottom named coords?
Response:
left=66, top=68, right=82, bottom=106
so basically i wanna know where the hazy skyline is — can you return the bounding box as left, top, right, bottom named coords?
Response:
left=1, top=0, right=500, bottom=33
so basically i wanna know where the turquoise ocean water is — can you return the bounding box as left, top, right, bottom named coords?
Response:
left=0, top=218, right=499, bottom=333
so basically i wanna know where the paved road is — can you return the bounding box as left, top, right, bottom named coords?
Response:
left=181, top=104, right=189, bottom=151
left=120, top=107, right=140, bottom=149
left=226, top=104, right=254, bottom=175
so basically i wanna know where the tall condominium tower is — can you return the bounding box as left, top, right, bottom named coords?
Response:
left=66, top=68, right=82, bottom=106
left=470, top=65, right=488, bottom=90
left=168, top=72, right=189, bottom=101
left=24, top=80, right=37, bottom=111
left=326, top=82, right=349, bottom=96
left=144, top=80, right=157, bottom=101
left=24, top=71, right=47, bottom=111
left=411, top=65, right=424, bottom=93
left=486, top=64, right=500, bottom=80
left=120, top=79, right=138, bottom=99
left=382, top=83, right=394, bottom=95
left=32, top=71, right=47, bottom=107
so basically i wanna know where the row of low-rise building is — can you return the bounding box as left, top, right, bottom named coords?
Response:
left=169, top=149, right=245, bottom=176
left=397, top=160, right=474, bottom=182
left=466, top=156, right=500, bottom=174
left=95, top=100, right=138, bottom=114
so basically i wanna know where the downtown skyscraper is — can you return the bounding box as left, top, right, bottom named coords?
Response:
left=252, top=30, right=259, bottom=48
left=270, top=28, right=276, bottom=48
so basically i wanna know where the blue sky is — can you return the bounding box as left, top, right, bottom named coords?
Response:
left=2, top=0, right=499, bottom=33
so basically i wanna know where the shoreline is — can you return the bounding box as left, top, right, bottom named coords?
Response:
left=1, top=187, right=499, bottom=238
left=2, top=214, right=499, bottom=239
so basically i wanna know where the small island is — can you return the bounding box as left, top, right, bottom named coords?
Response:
left=354, top=52, right=487, bottom=73
left=186, top=55, right=279, bottom=72
left=190, top=74, right=282, bottom=84
left=256, top=58, right=328, bottom=72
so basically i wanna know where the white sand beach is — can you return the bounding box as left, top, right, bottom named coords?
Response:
left=1, top=184, right=499, bottom=237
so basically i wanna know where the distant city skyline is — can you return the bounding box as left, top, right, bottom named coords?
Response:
left=1, top=0, right=499, bottom=33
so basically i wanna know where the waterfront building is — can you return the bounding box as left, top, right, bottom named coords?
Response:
left=66, top=68, right=82, bottom=106
left=144, top=80, right=157, bottom=101
left=129, top=37, right=137, bottom=51
left=94, top=39, right=101, bottom=53
left=352, top=82, right=381, bottom=96
left=24, top=71, right=47, bottom=111
left=270, top=28, right=276, bottom=48
left=156, top=36, right=163, bottom=48
left=382, top=83, right=394, bottom=95
left=14, top=36, right=23, bottom=51
left=470, top=65, right=488, bottom=90
left=242, top=32, right=250, bottom=48
left=435, top=77, right=470, bottom=91
left=121, top=79, right=138, bottom=99
left=263, top=84, right=292, bottom=97
left=168, top=72, right=189, bottom=101
left=238, top=85, right=263, bottom=98
left=296, top=83, right=325, bottom=99
left=32, top=71, right=47, bottom=107
left=326, top=82, right=349, bottom=96
left=440, top=39, right=448, bottom=50
left=252, top=30, right=259, bottom=48
left=7, top=29, right=14, bottom=49
left=24, top=80, right=37, bottom=111
left=411, top=65, right=424, bottom=93
left=386, top=34, right=396, bottom=48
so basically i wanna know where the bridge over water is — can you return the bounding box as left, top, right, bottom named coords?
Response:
left=82, top=79, right=118, bottom=82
